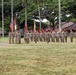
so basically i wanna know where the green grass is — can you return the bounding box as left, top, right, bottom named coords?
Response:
left=0, top=37, right=76, bottom=75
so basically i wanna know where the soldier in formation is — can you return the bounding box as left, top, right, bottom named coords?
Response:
left=51, top=30, right=55, bottom=42
left=8, top=30, right=21, bottom=44
left=8, top=29, right=76, bottom=44
left=8, top=31, right=12, bottom=44
left=70, top=30, right=74, bottom=42
left=33, top=32, right=38, bottom=43
left=24, top=32, right=29, bottom=43
left=55, top=31, right=60, bottom=42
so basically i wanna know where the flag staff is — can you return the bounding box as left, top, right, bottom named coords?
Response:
left=11, top=0, right=13, bottom=31
left=25, top=0, right=27, bottom=27
left=34, top=20, right=36, bottom=33
left=58, top=0, right=61, bottom=31
left=2, top=0, right=4, bottom=37
left=37, top=0, right=41, bottom=32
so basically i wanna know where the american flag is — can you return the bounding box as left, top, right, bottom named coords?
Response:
left=10, top=20, right=13, bottom=31
left=14, top=17, right=17, bottom=30
left=24, top=22, right=28, bottom=32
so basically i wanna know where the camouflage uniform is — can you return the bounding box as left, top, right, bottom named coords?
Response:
left=29, top=32, right=33, bottom=41
left=47, top=32, right=50, bottom=43
left=64, top=31, right=68, bottom=42
left=61, top=31, right=64, bottom=42
left=24, top=32, right=29, bottom=43
left=14, top=31, right=18, bottom=44
left=42, top=33, right=45, bottom=41
left=8, top=31, right=12, bottom=44
left=11, top=31, right=15, bottom=44
left=39, top=32, right=43, bottom=42
left=18, top=31, right=21, bottom=44
left=55, top=31, right=59, bottom=42
left=70, top=31, right=74, bottom=42
left=34, top=32, right=38, bottom=43
left=51, top=31, right=55, bottom=42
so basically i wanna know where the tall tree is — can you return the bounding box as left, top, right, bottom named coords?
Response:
left=22, top=0, right=28, bottom=28
left=33, top=0, right=43, bottom=31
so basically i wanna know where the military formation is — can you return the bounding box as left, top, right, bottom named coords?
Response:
left=8, top=30, right=21, bottom=44
left=8, top=29, right=76, bottom=44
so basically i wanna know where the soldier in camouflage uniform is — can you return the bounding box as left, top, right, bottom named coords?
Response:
left=55, top=31, right=60, bottom=42
left=61, top=30, right=64, bottom=42
left=14, top=30, right=18, bottom=44
left=51, top=30, right=55, bottom=42
left=11, top=31, right=15, bottom=44
left=42, top=32, right=45, bottom=41
left=47, top=32, right=50, bottom=43
left=64, top=31, right=68, bottom=42
left=70, top=30, right=74, bottom=42
left=24, top=32, right=29, bottom=43
left=33, top=32, right=38, bottom=43
left=8, top=31, right=12, bottom=44
left=17, top=31, right=21, bottom=44
left=39, top=32, right=43, bottom=42
left=29, top=32, right=33, bottom=42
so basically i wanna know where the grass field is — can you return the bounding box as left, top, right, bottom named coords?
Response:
left=0, top=37, right=76, bottom=75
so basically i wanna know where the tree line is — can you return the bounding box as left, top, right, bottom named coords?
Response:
left=0, top=0, right=76, bottom=31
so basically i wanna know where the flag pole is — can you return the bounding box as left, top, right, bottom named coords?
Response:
left=25, top=0, right=27, bottom=28
left=58, top=0, right=61, bottom=31
left=34, top=20, right=36, bottom=33
left=2, top=0, right=4, bottom=37
left=11, top=0, right=13, bottom=31
left=37, top=0, right=41, bottom=32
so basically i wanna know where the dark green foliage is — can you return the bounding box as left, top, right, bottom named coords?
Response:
left=0, top=0, right=76, bottom=30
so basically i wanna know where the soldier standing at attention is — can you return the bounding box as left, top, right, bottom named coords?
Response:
left=64, top=29, right=68, bottom=42
left=14, top=30, right=18, bottom=44
left=17, top=31, right=21, bottom=44
left=11, top=31, right=15, bottom=44
left=39, top=32, right=43, bottom=42
left=29, top=32, right=33, bottom=42
left=70, top=29, right=74, bottom=42
left=55, top=31, right=60, bottom=42
left=8, top=31, right=12, bottom=44
left=34, top=32, right=38, bottom=43
left=47, top=32, right=50, bottom=43
left=61, top=30, right=64, bottom=42
left=24, top=32, right=29, bottom=44
left=42, top=32, right=45, bottom=41
left=19, top=32, right=21, bottom=43
left=51, top=30, right=55, bottom=42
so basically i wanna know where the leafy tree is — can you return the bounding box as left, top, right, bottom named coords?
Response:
left=0, top=0, right=76, bottom=31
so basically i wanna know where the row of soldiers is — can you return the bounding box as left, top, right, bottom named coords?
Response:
left=8, top=30, right=21, bottom=44
left=24, top=30, right=75, bottom=43
left=8, top=30, right=75, bottom=44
